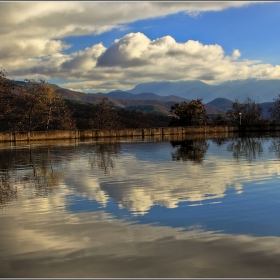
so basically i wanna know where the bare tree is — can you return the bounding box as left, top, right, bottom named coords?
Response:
left=15, top=79, right=76, bottom=132
left=88, top=97, right=121, bottom=129
left=226, top=96, right=264, bottom=125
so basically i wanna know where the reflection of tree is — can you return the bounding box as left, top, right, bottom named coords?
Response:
left=0, top=146, right=66, bottom=200
left=212, top=138, right=230, bottom=146
left=269, top=139, right=280, bottom=159
left=170, top=139, right=209, bottom=164
left=227, top=137, right=263, bottom=162
left=0, top=172, right=17, bottom=210
left=22, top=147, right=65, bottom=198
left=89, top=142, right=121, bottom=174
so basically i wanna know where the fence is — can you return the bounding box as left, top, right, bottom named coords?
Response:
left=1, top=125, right=280, bottom=143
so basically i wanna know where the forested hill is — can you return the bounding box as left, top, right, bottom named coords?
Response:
left=13, top=80, right=225, bottom=115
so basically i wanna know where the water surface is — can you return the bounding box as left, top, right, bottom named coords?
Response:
left=1, top=133, right=280, bottom=278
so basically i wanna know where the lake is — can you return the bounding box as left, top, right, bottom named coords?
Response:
left=1, top=132, right=280, bottom=278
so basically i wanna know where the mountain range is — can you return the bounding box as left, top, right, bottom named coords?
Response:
left=122, top=79, right=280, bottom=104
left=13, top=79, right=278, bottom=117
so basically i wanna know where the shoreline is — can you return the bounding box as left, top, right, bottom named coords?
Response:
left=1, top=125, right=280, bottom=143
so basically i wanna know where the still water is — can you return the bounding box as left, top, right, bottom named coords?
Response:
left=1, top=133, right=280, bottom=278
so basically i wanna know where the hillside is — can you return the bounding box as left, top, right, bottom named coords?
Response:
left=13, top=80, right=224, bottom=115
left=207, top=98, right=233, bottom=112
left=13, top=78, right=279, bottom=118
left=125, top=105, right=171, bottom=115
left=13, top=80, right=124, bottom=107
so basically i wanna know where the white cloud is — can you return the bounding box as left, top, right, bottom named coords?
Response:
left=1, top=2, right=278, bottom=91
left=58, top=32, right=280, bottom=92
left=232, top=49, right=241, bottom=60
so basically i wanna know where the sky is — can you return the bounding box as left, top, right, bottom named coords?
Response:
left=1, top=1, right=280, bottom=93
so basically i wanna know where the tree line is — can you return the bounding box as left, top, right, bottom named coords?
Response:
left=2, top=67, right=280, bottom=132
left=0, top=68, right=172, bottom=132
left=169, top=96, right=280, bottom=127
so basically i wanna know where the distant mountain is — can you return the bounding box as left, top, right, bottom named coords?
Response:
left=115, top=99, right=225, bottom=114
left=260, top=102, right=275, bottom=118
left=207, top=98, right=233, bottom=112
left=203, top=104, right=225, bottom=114
left=129, top=80, right=209, bottom=99
left=103, top=90, right=190, bottom=103
left=14, top=78, right=279, bottom=117
left=128, top=79, right=280, bottom=103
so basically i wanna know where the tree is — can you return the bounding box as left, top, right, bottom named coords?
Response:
left=269, top=94, right=280, bottom=124
left=0, top=68, right=15, bottom=128
left=88, top=97, right=121, bottom=129
left=211, top=114, right=229, bottom=125
left=169, top=99, right=208, bottom=126
left=226, top=96, right=264, bottom=125
left=15, top=79, right=76, bottom=132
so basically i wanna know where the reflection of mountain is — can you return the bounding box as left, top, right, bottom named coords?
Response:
left=170, top=139, right=209, bottom=164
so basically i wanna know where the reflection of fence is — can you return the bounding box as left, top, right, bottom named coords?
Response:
left=1, top=125, right=280, bottom=142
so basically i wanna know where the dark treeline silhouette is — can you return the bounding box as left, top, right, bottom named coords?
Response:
left=0, top=68, right=172, bottom=132
left=170, top=96, right=280, bottom=127
left=211, top=96, right=274, bottom=126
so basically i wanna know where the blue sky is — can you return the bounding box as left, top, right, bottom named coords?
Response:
left=64, top=2, right=280, bottom=65
left=1, top=2, right=280, bottom=93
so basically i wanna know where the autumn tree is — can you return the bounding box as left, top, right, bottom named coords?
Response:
left=15, top=79, right=76, bottom=132
left=226, top=96, right=264, bottom=125
left=88, top=97, right=122, bottom=129
left=169, top=99, right=208, bottom=126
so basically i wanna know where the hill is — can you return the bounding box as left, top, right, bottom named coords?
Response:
left=13, top=80, right=224, bottom=115
left=207, top=98, right=233, bottom=112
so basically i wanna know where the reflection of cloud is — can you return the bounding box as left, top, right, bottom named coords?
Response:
left=1, top=200, right=280, bottom=278
left=65, top=158, right=110, bottom=206
left=97, top=153, right=278, bottom=215
left=1, top=140, right=280, bottom=277
left=61, top=141, right=280, bottom=215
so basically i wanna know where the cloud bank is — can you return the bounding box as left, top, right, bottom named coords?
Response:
left=1, top=2, right=279, bottom=92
